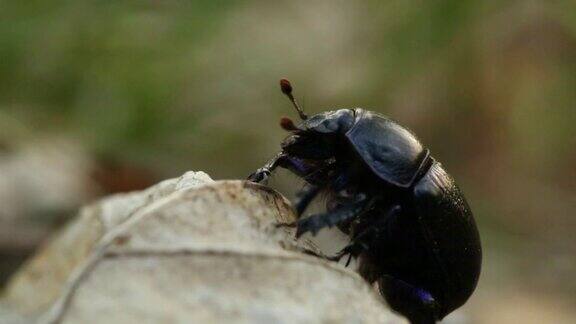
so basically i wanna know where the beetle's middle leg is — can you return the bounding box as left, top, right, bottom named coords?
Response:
left=282, top=196, right=373, bottom=238
left=293, top=184, right=321, bottom=217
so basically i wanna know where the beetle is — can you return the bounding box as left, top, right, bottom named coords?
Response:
left=247, top=79, right=482, bottom=324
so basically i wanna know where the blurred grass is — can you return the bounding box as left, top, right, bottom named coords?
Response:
left=0, top=1, right=243, bottom=173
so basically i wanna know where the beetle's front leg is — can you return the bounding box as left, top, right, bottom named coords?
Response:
left=247, top=151, right=324, bottom=184
left=247, top=152, right=284, bottom=183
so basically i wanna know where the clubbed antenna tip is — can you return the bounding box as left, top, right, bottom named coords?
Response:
left=280, top=78, right=293, bottom=96
left=280, top=116, right=299, bottom=131
left=279, top=78, right=307, bottom=120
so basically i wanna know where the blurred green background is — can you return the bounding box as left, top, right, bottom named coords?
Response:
left=1, top=1, right=575, bottom=323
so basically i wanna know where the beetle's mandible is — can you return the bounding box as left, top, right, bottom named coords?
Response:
left=248, top=79, right=482, bottom=324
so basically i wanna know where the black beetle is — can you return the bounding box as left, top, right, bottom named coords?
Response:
left=248, top=79, right=481, bottom=324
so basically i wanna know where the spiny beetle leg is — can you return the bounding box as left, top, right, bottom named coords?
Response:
left=293, top=184, right=321, bottom=217
left=293, top=199, right=368, bottom=238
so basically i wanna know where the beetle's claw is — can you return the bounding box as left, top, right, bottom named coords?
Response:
left=327, top=243, right=360, bottom=266
left=326, top=250, right=354, bottom=267
left=275, top=220, right=315, bottom=239
left=326, top=251, right=346, bottom=262
left=345, top=253, right=353, bottom=267
left=247, top=169, right=271, bottom=183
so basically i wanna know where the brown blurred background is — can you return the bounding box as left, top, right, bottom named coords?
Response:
left=1, top=1, right=575, bottom=323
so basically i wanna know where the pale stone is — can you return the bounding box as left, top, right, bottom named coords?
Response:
left=0, top=171, right=400, bottom=324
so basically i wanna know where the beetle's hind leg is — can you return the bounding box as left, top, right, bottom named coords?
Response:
left=328, top=205, right=402, bottom=266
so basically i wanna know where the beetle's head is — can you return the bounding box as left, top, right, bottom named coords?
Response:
left=276, top=79, right=337, bottom=160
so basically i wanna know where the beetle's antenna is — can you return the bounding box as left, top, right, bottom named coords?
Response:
left=280, top=116, right=299, bottom=131
left=279, top=78, right=308, bottom=120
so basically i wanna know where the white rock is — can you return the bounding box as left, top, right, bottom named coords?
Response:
left=0, top=171, right=400, bottom=324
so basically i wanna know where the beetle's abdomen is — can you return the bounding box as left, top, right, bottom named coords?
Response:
left=345, top=109, right=430, bottom=188
left=412, top=162, right=482, bottom=317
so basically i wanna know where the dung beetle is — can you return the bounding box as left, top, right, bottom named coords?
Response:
left=248, top=79, right=481, bottom=324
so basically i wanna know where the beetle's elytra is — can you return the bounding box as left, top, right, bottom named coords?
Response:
left=248, top=79, right=482, bottom=324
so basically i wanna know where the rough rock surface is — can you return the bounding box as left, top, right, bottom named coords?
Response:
left=0, top=171, right=400, bottom=324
